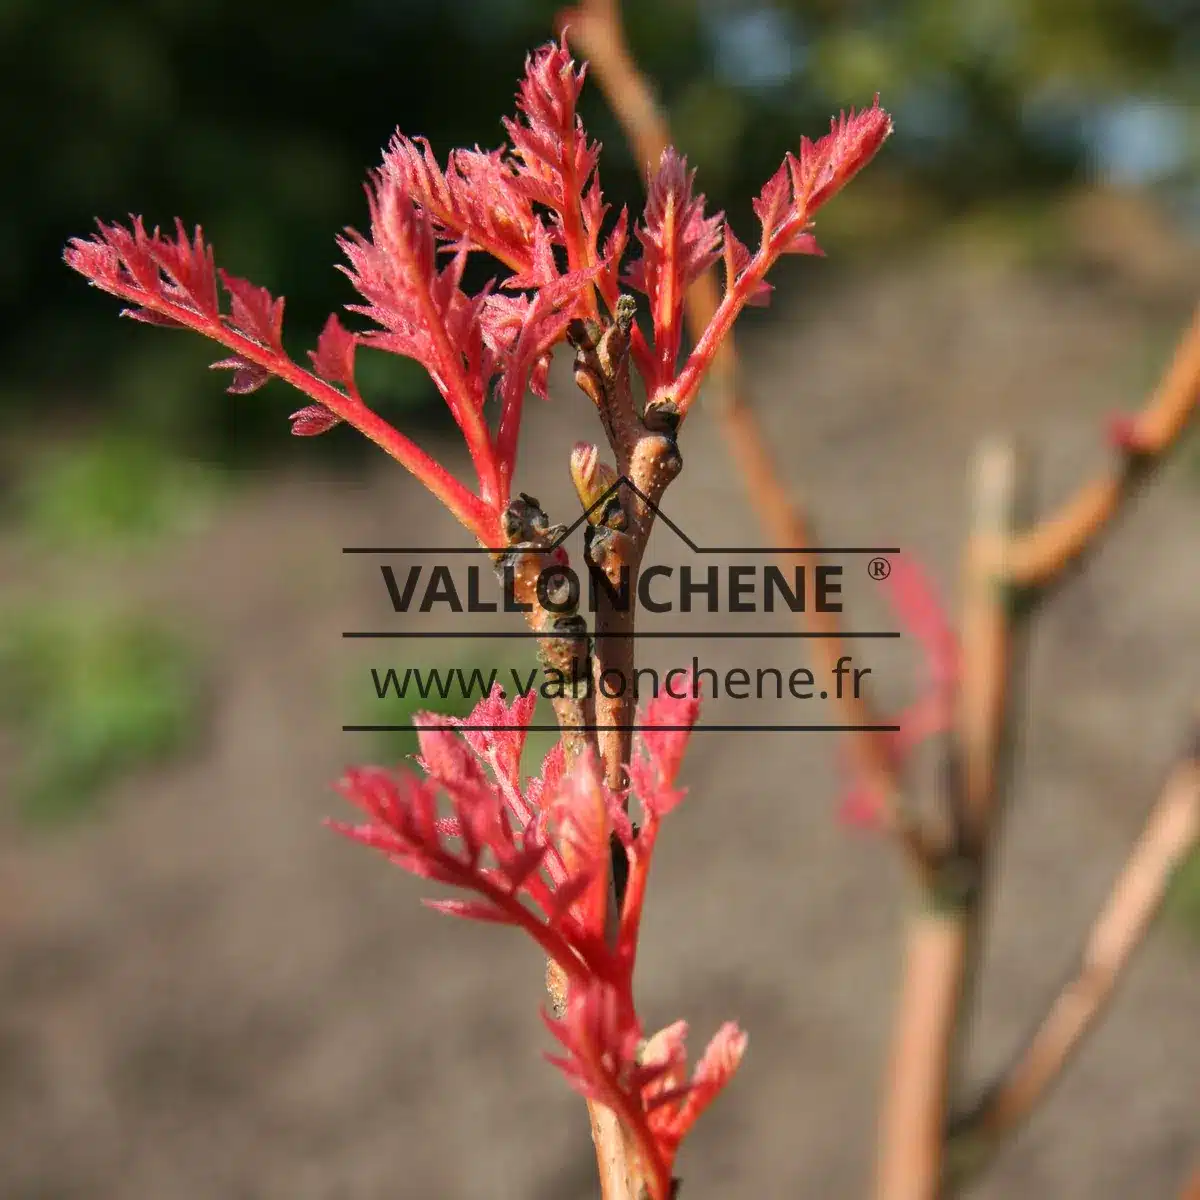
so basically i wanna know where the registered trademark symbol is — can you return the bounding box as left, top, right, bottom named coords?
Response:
left=867, top=556, right=891, bottom=581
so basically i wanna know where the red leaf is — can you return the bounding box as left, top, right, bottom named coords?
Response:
left=338, top=171, right=500, bottom=496
left=624, top=148, right=724, bottom=387
left=525, top=739, right=566, bottom=819
left=780, top=230, right=824, bottom=257
left=288, top=404, right=343, bottom=436
left=149, top=219, right=221, bottom=316
left=542, top=977, right=645, bottom=1105
left=541, top=979, right=741, bottom=1200
left=121, top=306, right=186, bottom=328
left=752, top=161, right=793, bottom=240
left=502, top=36, right=599, bottom=220
left=528, top=351, right=552, bottom=401
left=65, top=218, right=221, bottom=320
left=544, top=748, right=611, bottom=935
left=722, top=228, right=772, bottom=307
left=328, top=711, right=599, bottom=955
left=422, top=897, right=512, bottom=924
left=220, top=270, right=285, bottom=351
left=383, top=136, right=541, bottom=275
left=787, top=95, right=893, bottom=217
left=439, top=683, right=538, bottom=795
left=308, top=313, right=357, bottom=388
left=629, top=671, right=703, bottom=817
left=595, top=202, right=630, bottom=308
left=209, top=355, right=271, bottom=394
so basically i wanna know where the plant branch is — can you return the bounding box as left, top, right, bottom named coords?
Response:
left=954, top=441, right=1029, bottom=849
left=569, top=298, right=665, bottom=797
left=1007, top=303, right=1200, bottom=588
left=498, top=491, right=639, bottom=1199
left=874, top=439, right=1029, bottom=1200
left=875, top=912, right=972, bottom=1200
left=946, top=745, right=1200, bottom=1186
left=568, top=305, right=681, bottom=1199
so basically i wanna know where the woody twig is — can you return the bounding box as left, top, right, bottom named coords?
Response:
left=1008, top=304, right=1200, bottom=589
left=875, top=439, right=1031, bottom=1200
left=498, top=493, right=640, bottom=1200
left=946, top=740, right=1200, bottom=1187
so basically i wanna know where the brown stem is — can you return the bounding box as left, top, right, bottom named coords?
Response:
left=569, top=301, right=656, bottom=792
left=498, top=493, right=596, bottom=769
left=954, top=441, right=1029, bottom=848
left=874, top=914, right=971, bottom=1200
left=499, top=494, right=639, bottom=1199
left=566, top=269, right=686, bottom=1200
left=1007, top=303, right=1200, bottom=588
left=570, top=301, right=687, bottom=783
left=875, top=439, right=1029, bottom=1200
left=947, top=748, right=1200, bottom=1186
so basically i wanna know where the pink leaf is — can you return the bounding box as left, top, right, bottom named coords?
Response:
left=502, top=36, right=599, bottom=221
left=752, top=161, right=793, bottom=240
left=722, top=228, right=773, bottom=306
left=288, top=404, right=343, bottom=436
left=629, top=671, right=703, bottom=817
left=422, top=897, right=512, bottom=924
left=382, top=136, right=541, bottom=275
left=308, top=313, right=357, bottom=388
left=220, top=270, right=285, bottom=351
left=787, top=95, right=893, bottom=217
left=209, top=356, right=271, bottom=394
left=661, top=1022, right=748, bottom=1146
left=624, top=148, right=724, bottom=387
left=440, top=683, right=538, bottom=794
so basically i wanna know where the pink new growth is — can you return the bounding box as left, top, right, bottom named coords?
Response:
left=64, top=35, right=890, bottom=549
left=330, top=682, right=740, bottom=1199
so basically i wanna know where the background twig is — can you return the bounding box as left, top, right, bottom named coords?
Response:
left=947, top=745, right=1200, bottom=1185
left=1008, top=303, right=1200, bottom=588
left=874, top=439, right=1029, bottom=1200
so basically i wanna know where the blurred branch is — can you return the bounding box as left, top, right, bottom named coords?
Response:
left=874, top=439, right=1029, bottom=1200
left=558, top=0, right=937, bottom=870
left=954, top=440, right=1028, bottom=849
left=1008, top=304, right=1200, bottom=589
left=947, top=743, right=1200, bottom=1187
